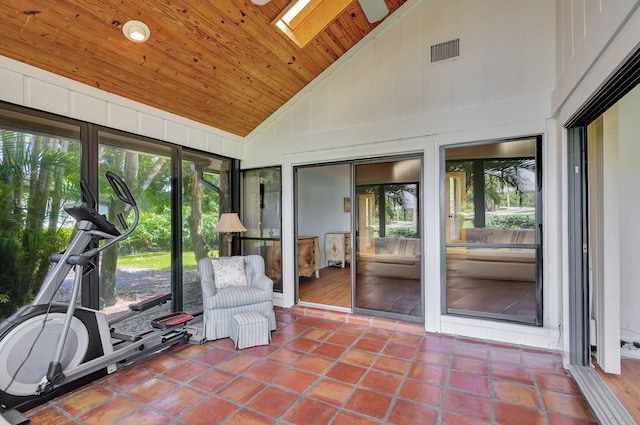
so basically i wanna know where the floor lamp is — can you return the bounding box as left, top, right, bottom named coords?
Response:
left=214, top=213, right=247, bottom=256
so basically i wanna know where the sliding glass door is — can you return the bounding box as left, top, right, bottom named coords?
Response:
left=292, top=156, right=423, bottom=322
left=295, top=164, right=351, bottom=308
left=353, top=158, right=423, bottom=322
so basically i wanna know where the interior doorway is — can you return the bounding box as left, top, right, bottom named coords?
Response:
left=296, top=163, right=352, bottom=309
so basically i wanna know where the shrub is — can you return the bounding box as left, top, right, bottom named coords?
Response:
left=487, top=215, right=535, bottom=229
left=387, top=227, right=419, bottom=238
left=119, top=211, right=221, bottom=255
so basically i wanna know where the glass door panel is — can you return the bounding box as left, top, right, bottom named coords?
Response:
left=241, top=167, right=282, bottom=292
left=443, top=137, right=542, bottom=325
left=295, top=164, right=351, bottom=308
left=98, top=133, right=173, bottom=331
left=182, top=151, right=230, bottom=312
left=354, top=158, right=422, bottom=322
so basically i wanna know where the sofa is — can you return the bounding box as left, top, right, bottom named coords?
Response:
left=198, top=255, right=276, bottom=341
left=446, top=227, right=536, bottom=281
left=356, top=237, right=421, bottom=280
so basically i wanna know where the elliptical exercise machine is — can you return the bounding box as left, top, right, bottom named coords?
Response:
left=0, top=172, right=195, bottom=423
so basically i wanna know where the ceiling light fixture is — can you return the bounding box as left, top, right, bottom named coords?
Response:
left=123, top=20, right=150, bottom=42
left=360, top=0, right=389, bottom=23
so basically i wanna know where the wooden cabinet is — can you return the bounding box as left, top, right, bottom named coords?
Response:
left=325, top=232, right=351, bottom=268
left=298, top=236, right=320, bottom=278
left=267, top=236, right=320, bottom=280
left=266, top=241, right=282, bottom=281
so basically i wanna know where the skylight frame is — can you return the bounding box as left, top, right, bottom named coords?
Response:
left=273, top=0, right=353, bottom=48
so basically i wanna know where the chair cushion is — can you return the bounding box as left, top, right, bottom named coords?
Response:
left=212, top=257, right=248, bottom=290
left=205, top=286, right=273, bottom=309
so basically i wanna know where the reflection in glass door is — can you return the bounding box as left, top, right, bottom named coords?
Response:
left=354, top=158, right=423, bottom=322
left=446, top=172, right=466, bottom=242
left=241, top=167, right=282, bottom=293
left=443, top=137, right=542, bottom=325
left=358, top=194, right=375, bottom=252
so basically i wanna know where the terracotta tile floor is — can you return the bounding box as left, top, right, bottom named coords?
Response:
left=25, top=309, right=596, bottom=424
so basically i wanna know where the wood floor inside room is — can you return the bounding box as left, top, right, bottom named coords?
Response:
left=299, top=266, right=421, bottom=317
left=595, top=357, right=640, bottom=423
left=299, top=266, right=351, bottom=309
left=299, top=267, right=536, bottom=321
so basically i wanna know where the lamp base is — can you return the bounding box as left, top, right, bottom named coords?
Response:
left=226, top=232, right=233, bottom=256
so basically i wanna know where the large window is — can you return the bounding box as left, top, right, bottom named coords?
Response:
left=0, top=102, right=236, bottom=321
left=182, top=151, right=231, bottom=309
left=0, top=108, right=81, bottom=320
left=443, top=137, right=542, bottom=325
left=98, top=133, right=173, bottom=322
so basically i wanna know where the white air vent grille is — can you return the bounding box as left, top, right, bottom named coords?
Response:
left=430, top=39, right=460, bottom=63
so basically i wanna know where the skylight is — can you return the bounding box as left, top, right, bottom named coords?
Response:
left=274, top=0, right=353, bottom=48
left=281, top=0, right=312, bottom=24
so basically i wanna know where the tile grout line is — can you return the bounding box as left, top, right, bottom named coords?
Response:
left=435, top=336, right=455, bottom=425
left=378, top=332, right=421, bottom=424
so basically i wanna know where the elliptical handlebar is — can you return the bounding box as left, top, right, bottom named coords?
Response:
left=62, top=172, right=140, bottom=260
left=105, top=171, right=137, bottom=208
left=92, top=172, right=139, bottom=255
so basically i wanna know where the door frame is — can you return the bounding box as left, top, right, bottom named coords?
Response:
left=564, top=46, right=640, bottom=367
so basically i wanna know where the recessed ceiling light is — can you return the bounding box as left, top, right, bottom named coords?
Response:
left=123, top=20, right=150, bottom=42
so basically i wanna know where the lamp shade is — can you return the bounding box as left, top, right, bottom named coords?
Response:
left=214, top=213, right=247, bottom=233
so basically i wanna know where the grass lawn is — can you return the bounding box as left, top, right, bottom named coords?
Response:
left=118, top=251, right=215, bottom=271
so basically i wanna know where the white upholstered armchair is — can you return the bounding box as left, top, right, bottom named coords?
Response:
left=198, top=255, right=276, bottom=341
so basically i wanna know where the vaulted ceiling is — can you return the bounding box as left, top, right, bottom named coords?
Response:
left=0, top=0, right=407, bottom=137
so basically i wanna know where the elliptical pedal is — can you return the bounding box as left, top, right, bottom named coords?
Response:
left=151, top=312, right=193, bottom=330
left=128, top=293, right=172, bottom=312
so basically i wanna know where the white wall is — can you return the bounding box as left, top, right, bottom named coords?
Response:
left=244, top=0, right=563, bottom=350
left=297, top=164, right=350, bottom=267
left=553, top=0, right=640, bottom=123
left=0, top=56, right=244, bottom=159
left=244, top=0, right=556, bottom=168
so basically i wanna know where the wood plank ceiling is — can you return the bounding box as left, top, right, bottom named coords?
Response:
left=0, top=0, right=407, bottom=137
